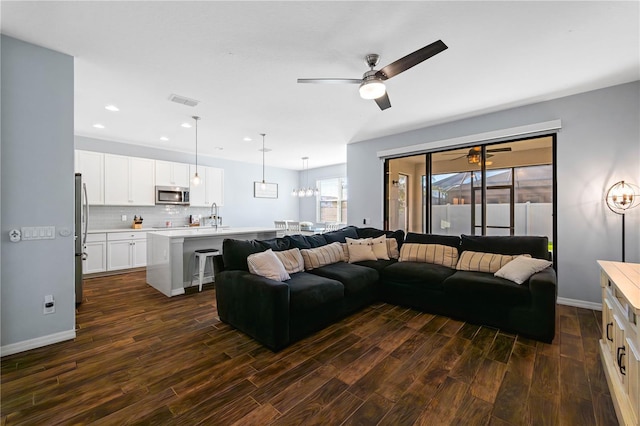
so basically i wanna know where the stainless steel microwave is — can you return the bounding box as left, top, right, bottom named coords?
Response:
left=155, top=186, right=190, bottom=205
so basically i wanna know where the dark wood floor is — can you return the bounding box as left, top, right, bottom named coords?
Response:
left=1, top=271, right=619, bottom=425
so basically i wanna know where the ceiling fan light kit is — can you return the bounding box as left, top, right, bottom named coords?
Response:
left=297, top=40, right=448, bottom=110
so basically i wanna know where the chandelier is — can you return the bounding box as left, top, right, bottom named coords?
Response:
left=291, top=157, right=318, bottom=197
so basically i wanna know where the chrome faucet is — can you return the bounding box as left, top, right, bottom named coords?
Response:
left=210, top=202, right=219, bottom=230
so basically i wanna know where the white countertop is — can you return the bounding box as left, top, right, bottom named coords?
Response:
left=147, top=226, right=277, bottom=238
left=88, top=228, right=154, bottom=234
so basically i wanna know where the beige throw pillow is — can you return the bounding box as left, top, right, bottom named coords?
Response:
left=456, top=250, right=530, bottom=273
left=300, top=242, right=345, bottom=270
left=247, top=249, right=290, bottom=281
left=386, top=239, right=400, bottom=259
left=399, top=243, right=459, bottom=268
left=273, top=248, right=305, bottom=274
left=370, top=235, right=390, bottom=260
left=347, top=244, right=377, bottom=263
left=345, top=237, right=372, bottom=245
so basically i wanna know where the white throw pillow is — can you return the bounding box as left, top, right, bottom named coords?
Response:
left=247, top=249, right=290, bottom=282
left=347, top=244, right=377, bottom=263
left=494, top=255, right=552, bottom=284
left=371, top=235, right=390, bottom=260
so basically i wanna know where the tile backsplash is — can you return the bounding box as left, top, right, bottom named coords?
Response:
left=88, top=205, right=217, bottom=230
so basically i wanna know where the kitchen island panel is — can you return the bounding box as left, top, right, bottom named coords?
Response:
left=146, top=227, right=277, bottom=297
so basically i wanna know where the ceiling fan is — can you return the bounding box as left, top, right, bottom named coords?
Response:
left=297, top=40, right=448, bottom=111
left=445, top=146, right=513, bottom=164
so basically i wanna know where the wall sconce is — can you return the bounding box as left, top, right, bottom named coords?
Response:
left=605, top=180, right=639, bottom=262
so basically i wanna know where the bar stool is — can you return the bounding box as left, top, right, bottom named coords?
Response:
left=190, top=249, right=219, bottom=292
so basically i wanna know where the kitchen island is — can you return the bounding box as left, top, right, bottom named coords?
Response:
left=146, top=227, right=277, bottom=297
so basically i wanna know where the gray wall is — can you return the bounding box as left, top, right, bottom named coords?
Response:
left=297, top=163, right=347, bottom=225
left=76, top=136, right=300, bottom=229
left=348, top=81, right=640, bottom=305
left=1, top=36, right=76, bottom=348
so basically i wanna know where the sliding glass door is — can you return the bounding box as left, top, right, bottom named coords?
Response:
left=385, top=135, right=555, bottom=255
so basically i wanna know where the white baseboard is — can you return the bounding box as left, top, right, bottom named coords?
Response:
left=557, top=297, right=602, bottom=311
left=1, top=329, right=76, bottom=357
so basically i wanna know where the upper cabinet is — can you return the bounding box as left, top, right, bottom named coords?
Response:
left=189, top=165, right=224, bottom=207
left=155, top=160, right=190, bottom=188
left=75, top=150, right=105, bottom=205
left=104, top=154, right=155, bottom=206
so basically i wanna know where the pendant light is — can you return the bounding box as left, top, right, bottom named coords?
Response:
left=191, top=116, right=201, bottom=186
left=291, top=157, right=318, bottom=197
left=260, top=133, right=267, bottom=190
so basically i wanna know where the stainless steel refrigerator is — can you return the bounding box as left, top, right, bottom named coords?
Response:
left=75, top=173, right=89, bottom=305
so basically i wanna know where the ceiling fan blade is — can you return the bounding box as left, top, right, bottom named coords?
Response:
left=375, top=92, right=391, bottom=110
left=486, top=147, right=512, bottom=153
left=297, top=78, right=362, bottom=84
left=376, top=40, right=448, bottom=80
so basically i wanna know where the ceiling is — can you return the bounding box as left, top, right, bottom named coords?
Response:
left=2, top=1, right=638, bottom=170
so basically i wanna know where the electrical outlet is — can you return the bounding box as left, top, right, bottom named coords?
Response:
left=43, top=295, right=55, bottom=315
left=121, top=215, right=127, bottom=222
left=363, top=218, right=371, bottom=225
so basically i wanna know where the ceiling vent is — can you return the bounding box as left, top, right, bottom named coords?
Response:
left=168, top=94, right=199, bottom=107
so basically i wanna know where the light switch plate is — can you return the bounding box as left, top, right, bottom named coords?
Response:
left=21, top=226, right=55, bottom=241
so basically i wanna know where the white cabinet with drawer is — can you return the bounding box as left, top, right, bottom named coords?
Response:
left=599, top=260, right=640, bottom=426
left=83, top=233, right=106, bottom=274
left=107, top=232, right=147, bottom=271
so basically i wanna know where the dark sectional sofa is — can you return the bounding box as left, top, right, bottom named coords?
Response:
left=214, top=226, right=556, bottom=351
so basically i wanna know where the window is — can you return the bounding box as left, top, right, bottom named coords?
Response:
left=317, top=177, right=347, bottom=223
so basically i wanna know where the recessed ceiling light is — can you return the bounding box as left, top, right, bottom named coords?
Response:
left=160, top=136, right=169, bottom=141
left=243, top=137, right=252, bottom=142
left=105, top=104, right=119, bottom=112
left=93, top=123, right=105, bottom=129
left=181, top=122, right=192, bottom=128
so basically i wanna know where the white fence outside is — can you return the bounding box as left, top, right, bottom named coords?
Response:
left=431, top=202, right=552, bottom=240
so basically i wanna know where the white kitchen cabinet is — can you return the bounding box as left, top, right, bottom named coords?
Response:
left=83, top=233, right=106, bottom=274
left=107, top=232, right=147, bottom=271
left=599, top=260, right=640, bottom=426
left=75, top=150, right=105, bottom=205
left=104, top=154, right=155, bottom=206
left=189, top=165, right=224, bottom=207
left=155, top=160, right=190, bottom=188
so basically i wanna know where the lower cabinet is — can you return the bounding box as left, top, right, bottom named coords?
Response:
left=84, top=233, right=107, bottom=274
left=107, top=232, right=147, bottom=271
left=599, top=260, right=640, bottom=426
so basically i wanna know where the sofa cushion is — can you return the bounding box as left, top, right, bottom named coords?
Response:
left=381, top=261, right=456, bottom=291
left=222, top=238, right=266, bottom=271
left=285, top=234, right=327, bottom=249
left=460, top=234, right=549, bottom=260
left=259, top=237, right=291, bottom=251
left=353, top=258, right=397, bottom=272
left=443, top=271, right=531, bottom=305
left=309, top=262, right=378, bottom=296
left=456, top=250, right=526, bottom=273
left=399, top=243, right=459, bottom=268
left=274, top=248, right=305, bottom=274
left=287, top=272, right=344, bottom=313
left=323, top=226, right=359, bottom=243
left=247, top=249, right=290, bottom=281
left=300, top=242, right=345, bottom=270
left=405, top=233, right=461, bottom=249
